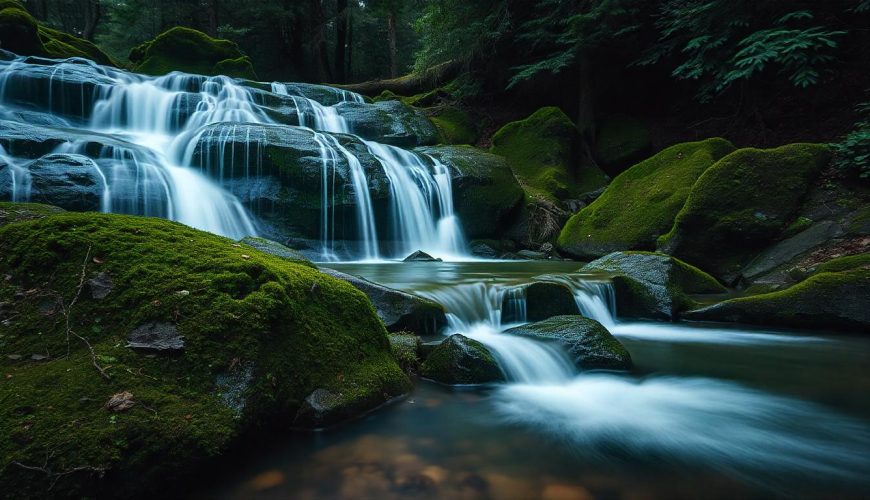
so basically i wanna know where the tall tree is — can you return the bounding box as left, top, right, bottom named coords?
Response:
left=334, top=0, right=348, bottom=82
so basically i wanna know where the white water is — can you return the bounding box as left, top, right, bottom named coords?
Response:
left=1, top=55, right=470, bottom=260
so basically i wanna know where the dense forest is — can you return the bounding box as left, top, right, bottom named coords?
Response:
left=1, top=1, right=869, bottom=499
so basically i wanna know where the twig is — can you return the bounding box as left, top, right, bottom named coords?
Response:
left=11, top=453, right=106, bottom=491
left=58, top=246, right=109, bottom=380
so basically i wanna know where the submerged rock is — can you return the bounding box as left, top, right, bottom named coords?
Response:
left=558, top=138, right=735, bottom=260
left=403, top=250, right=442, bottom=262
left=582, top=251, right=726, bottom=320
left=420, top=334, right=504, bottom=384
left=504, top=315, right=632, bottom=370
left=320, top=268, right=446, bottom=335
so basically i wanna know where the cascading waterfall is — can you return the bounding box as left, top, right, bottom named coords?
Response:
left=271, top=81, right=466, bottom=260
left=0, top=55, right=469, bottom=260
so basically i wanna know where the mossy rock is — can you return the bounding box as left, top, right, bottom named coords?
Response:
left=0, top=201, right=64, bottom=227
left=594, top=114, right=651, bottom=176
left=429, top=106, right=478, bottom=145
left=130, top=27, right=257, bottom=79
left=420, top=334, right=504, bottom=384
left=658, top=143, right=832, bottom=284
left=504, top=315, right=632, bottom=370
left=239, top=236, right=314, bottom=268
left=506, top=281, right=579, bottom=323
left=685, top=265, right=870, bottom=333
left=582, top=251, right=726, bottom=320
left=388, top=332, right=422, bottom=374
left=0, top=210, right=410, bottom=497
left=0, top=1, right=115, bottom=65
left=490, top=107, right=608, bottom=203
left=557, top=138, right=735, bottom=260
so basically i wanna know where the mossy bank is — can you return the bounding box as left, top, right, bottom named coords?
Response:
left=0, top=208, right=410, bottom=498
left=129, top=27, right=256, bottom=79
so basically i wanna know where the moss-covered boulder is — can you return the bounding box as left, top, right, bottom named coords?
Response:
left=0, top=1, right=115, bottom=65
left=388, top=332, right=422, bottom=374
left=684, top=263, right=870, bottom=333
left=658, top=144, right=832, bottom=284
left=0, top=210, right=410, bottom=497
left=130, top=27, right=256, bottom=79
left=417, top=145, right=524, bottom=239
left=0, top=201, right=63, bottom=226
left=320, top=268, right=446, bottom=335
left=557, top=138, right=735, bottom=259
left=504, top=315, right=632, bottom=370
left=593, top=114, right=651, bottom=176
left=429, top=106, right=478, bottom=145
left=420, top=334, right=504, bottom=384
left=582, top=251, right=727, bottom=320
left=239, top=236, right=314, bottom=268
left=491, top=107, right=608, bottom=203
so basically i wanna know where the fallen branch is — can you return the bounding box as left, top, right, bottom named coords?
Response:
left=11, top=452, right=107, bottom=491
left=58, top=246, right=110, bottom=380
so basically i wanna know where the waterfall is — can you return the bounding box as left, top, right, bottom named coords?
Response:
left=0, top=54, right=470, bottom=260
left=421, top=282, right=577, bottom=383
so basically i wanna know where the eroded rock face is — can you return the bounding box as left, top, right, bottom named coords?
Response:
left=127, top=322, right=184, bottom=353
left=420, top=334, right=504, bottom=384
left=504, top=315, right=632, bottom=370
left=581, top=251, right=726, bottom=320
left=320, top=268, right=446, bottom=335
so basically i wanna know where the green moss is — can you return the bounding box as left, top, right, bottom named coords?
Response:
left=491, top=107, right=608, bottom=203
left=782, top=216, right=814, bottom=238
left=594, top=114, right=651, bottom=175
left=557, top=138, right=735, bottom=259
left=686, top=267, right=869, bottom=332
left=372, top=90, right=401, bottom=103
left=659, top=143, right=832, bottom=283
left=811, top=252, right=870, bottom=275
left=0, top=3, right=115, bottom=65
left=429, top=106, right=477, bottom=145
left=388, top=332, right=421, bottom=374
left=0, top=209, right=409, bottom=496
left=0, top=202, right=64, bottom=226
left=131, top=27, right=257, bottom=79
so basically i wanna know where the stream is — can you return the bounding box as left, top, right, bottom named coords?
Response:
left=200, top=261, right=870, bottom=499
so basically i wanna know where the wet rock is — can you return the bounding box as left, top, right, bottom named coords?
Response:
left=504, top=315, right=632, bottom=370
left=87, top=271, right=113, bottom=300
left=470, top=240, right=498, bottom=259
left=739, top=221, right=845, bottom=283
left=420, top=334, right=504, bottom=384
left=502, top=281, right=579, bottom=324
left=403, top=250, right=442, bottom=262
left=215, top=363, right=254, bottom=416
left=320, top=268, right=446, bottom=335
left=582, top=251, right=726, bottom=320
left=336, top=100, right=439, bottom=147
left=26, top=154, right=105, bottom=212
left=126, top=322, right=184, bottom=353
left=517, top=249, right=547, bottom=260
left=389, top=333, right=422, bottom=374
left=240, top=236, right=315, bottom=268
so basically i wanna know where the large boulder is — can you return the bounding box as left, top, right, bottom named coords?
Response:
left=504, top=315, right=632, bottom=370
left=557, top=138, right=735, bottom=260
left=593, top=113, right=652, bottom=176
left=490, top=107, right=609, bottom=203
left=420, top=334, right=504, bottom=384
left=501, top=281, right=579, bottom=323
left=685, top=261, right=869, bottom=333
left=0, top=1, right=115, bottom=65
left=337, top=100, right=439, bottom=147
left=0, top=210, right=411, bottom=497
left=418, top=145, right=524, bottom=239
left=22, top=153, right=104, bottom=211
left=582, top=251, right=726, bottom=320
left=428, top=106, right=478, bottom=145
left=129, top=27, right=256, bottom=79
left=658, top=144, right=831, bottom=284
left=320, top=268, right=446, bottom=335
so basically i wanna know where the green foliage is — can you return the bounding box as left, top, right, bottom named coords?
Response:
left=831, top=101, right=870, bottom=181
left=639, top=1, right=847, bottom=100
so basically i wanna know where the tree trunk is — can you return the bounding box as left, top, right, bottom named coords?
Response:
left=333, top=0, right=348, bottom=83
left=311, top=0, right=332, bottom=82
left=346, top=8, right=354, bottom=81
left=206, top=0, right=219, bottom=37
left=82, top=0, right=102, bottom=41
left=387, top=10, right=398, bottom=78
left=576, top=50, right=598, bottom=169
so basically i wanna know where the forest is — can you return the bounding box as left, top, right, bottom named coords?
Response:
left=0, top=0, right=869, bottom=499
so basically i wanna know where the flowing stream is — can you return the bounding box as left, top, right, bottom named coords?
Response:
left=0, top=55, right=465, bottom=260
left=200, top=261, right=870, bottom=499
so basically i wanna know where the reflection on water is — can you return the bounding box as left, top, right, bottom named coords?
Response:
left=202, top=262, right=870, bottom=499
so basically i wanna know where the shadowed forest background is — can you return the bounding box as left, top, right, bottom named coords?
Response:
left=14, top=0, right=870, bottom=178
